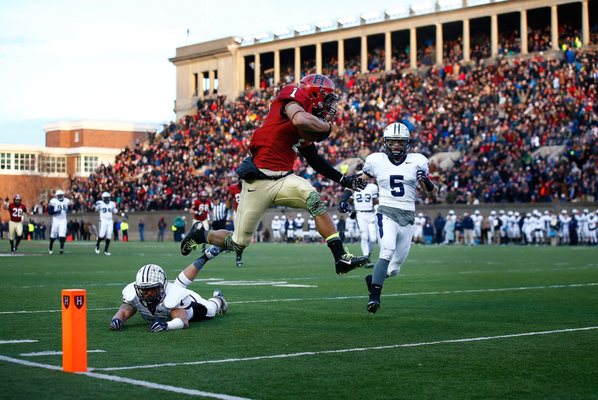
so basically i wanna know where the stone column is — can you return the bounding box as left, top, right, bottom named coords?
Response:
left=338, top=39, right=345, bottom=76
left=361, top=35, right=368, bottom=74
left=491, top=14, right=498, bottom=57
left=463, top=18, right=470, bottom=62
left=436, top=22, right=443, bottom=65
left=274, top=49, right=280, bottom=84
left=316, top=42, right=322, bottom=74
left=254, top=53, right=261, bottom=90
left=582, top=0, right=590, bottom=45
left=294, top=47, right=301, bottom=81
left=520, top=9, right=528, bottom=54
left=385, top=31, right=392, bottom=72
left=208, top=70, right=215, bottom=95
left=551, top=5, right=559, bottom=50
left=410, top=27, right=417, bottom=68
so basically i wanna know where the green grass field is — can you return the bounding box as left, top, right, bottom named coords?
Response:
left=1, top=240, right=597, bottom=399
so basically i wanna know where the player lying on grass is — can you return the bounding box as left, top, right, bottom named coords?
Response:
left=109, top=264, right=227, bottom=332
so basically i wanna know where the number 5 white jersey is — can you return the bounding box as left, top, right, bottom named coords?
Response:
left=362, top=152, right=429, bottom=212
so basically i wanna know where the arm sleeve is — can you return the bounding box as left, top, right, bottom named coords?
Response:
left=298, top=144, right=343, bottom=183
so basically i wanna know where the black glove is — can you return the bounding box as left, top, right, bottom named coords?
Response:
left=416, top=169, right=429, bottom=182
left=340, top=175, right=367, bottom=191
left=148, top=320, right=168, bottom=332
left=109, top=318, right=123, bottom=331
left=338, top=200, right=351, bottom=214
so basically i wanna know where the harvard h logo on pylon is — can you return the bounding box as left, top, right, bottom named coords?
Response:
left=74, top=295, right=85, bottom=309
left=63, top=295, right=70, bottom=309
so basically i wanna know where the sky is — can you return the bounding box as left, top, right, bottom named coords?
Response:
left=0, top=0, right=413, bottom=146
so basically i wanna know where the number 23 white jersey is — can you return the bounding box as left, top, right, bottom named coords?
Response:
left=362, top=152, right=429, bottom=212
left=353, top=183, right=378, bottom=212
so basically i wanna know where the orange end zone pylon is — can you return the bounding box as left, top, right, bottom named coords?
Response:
left=61, top=289, right=87, bottom=372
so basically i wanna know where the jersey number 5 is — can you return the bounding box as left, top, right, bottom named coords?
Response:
left=390, top=175, right=405, bottom=197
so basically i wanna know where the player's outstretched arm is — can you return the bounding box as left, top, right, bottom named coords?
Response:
left=109, top=303, right=136, bottom=331
left=148, top=308, right=189, bottom=333
left=416, top=169, right=437, bottom=194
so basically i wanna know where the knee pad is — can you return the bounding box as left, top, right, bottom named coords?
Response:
left=306, top=191, right=327, bottom=217
left=224, top=234, right=247, bottom=252
left=379, top=248, right=394, bottom=261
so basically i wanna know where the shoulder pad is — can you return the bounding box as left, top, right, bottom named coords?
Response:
left=163, top=284, right=189, bottom=309
left=122, top=283, right=137, bottom=302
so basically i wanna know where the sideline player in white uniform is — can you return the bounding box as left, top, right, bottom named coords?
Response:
left=338, top=122, right=436, bottom=313
left=472, top=210, right=483, bottom=244
left=109, top=264, right=227, bottom=332
left=95, top=192, right=118, bottom=255
left=48, top=189, right=71, bottom=255
left=271, top=215, right=282, bottom=242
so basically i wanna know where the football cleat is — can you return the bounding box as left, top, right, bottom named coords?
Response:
left=367, top=299, right=380, bottom=314
left=236, top=255, right=243, bottom=268
left=180, top=224, right=207, bottom=256
left=335, top=248, right=369, bottom=275
left=212, top=289, right=228, bottom=315
left=48, top=247, right=53, bottom=255
left=104, top=251, right=111, bottom=256
left=95, top=246, right=100, bottom=254
left=59, top=249, right=64, bottom=255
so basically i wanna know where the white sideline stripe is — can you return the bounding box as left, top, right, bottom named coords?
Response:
left=94, top=326, right=598, bottom=372
left=1, top=282, right=597, bottom=314
left=0, top=340, right=38, bottom=344
left=0, top=355, right=253, bottom=400
left=20, top=349, right=105, bottom=357
left=230, top=282, right=598, bottom=305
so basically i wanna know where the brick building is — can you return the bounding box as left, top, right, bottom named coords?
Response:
left=0, top=120, right=160, bottom=210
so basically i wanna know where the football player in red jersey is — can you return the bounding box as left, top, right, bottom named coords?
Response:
left=3, top=194, right=27, bottom=254
left=191, top=190, right=213, bottom=229
left=177, top=74, right=369, bottom=288
left=190, top=190, right=212, bottom=252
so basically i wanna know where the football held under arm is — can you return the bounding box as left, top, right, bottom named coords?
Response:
left=285, top=102, right=333, bottom=142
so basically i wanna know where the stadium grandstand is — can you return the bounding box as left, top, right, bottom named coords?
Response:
left=67, top=0, right=596, bottom=214
left=4, top=0, right=597, bottom=216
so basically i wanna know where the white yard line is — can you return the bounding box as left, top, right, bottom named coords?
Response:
left=0, top=355, right=253, bottom=400
left=94, top=326, right=598, bottom=372
left=1, top=282, right=596, bottom=314
left=0, top=339, right=38, bottom=344
left=20, top=349, right=105, bottom=357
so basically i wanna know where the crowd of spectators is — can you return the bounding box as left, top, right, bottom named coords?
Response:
left=69, top=27, right=596, bottom=213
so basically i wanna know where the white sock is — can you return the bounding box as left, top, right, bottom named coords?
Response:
left=175, top=271, right=193, bottom=288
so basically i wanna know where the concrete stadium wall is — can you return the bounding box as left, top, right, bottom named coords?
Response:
left=14, top=202, right=596, bottom=243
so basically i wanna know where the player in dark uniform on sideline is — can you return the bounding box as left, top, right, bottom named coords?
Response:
left=175, top=74, right=369, bottom=289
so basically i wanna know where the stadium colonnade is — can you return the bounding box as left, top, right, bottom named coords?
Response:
left=170, top=0, right=595, bottom=117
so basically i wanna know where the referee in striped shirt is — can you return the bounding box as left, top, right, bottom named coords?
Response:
left=211, top=195, right=229, bottom=230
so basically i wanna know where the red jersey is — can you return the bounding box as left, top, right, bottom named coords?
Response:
left=7, top=203, right=27, bottom=223
left=250, top=85, right=314, bottom=171
left=192, top=199, right=212, bottom=222
left=229, top=183, right=241, bottom=212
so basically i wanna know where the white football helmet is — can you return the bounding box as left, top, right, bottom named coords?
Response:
left=134, top=264, right=167, bottom=309
left=102, top=192, right=110, bottom=203
left=383, top=122, right=410, bottom=162
left=56, top=189, right=65, bottom=201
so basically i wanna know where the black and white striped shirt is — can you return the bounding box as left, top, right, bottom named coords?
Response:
left=211, top=202, right=228, bottom=222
